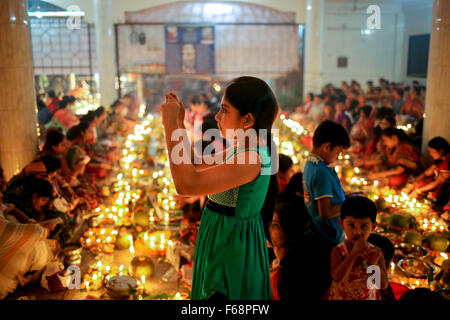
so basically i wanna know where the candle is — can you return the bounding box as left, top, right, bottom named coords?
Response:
left=128, top=235, right=135, bottom=254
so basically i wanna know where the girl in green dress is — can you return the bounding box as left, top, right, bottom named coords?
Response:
left=160, top=77, right=279, bottom=300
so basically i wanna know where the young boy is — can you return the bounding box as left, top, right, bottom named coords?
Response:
left=329, top=196, right=388, bottom=300
left=303, top=120, right=350, bottom=299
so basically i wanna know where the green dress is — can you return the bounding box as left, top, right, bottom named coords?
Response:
left=191, top=146, right=272, bottom=300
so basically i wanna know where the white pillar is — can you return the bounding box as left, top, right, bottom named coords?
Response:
left=422, top=0, right=450, bottom=150
left=303, top=0, right=324, bottom=98
left=94, top=0, right=117, bottom=107
left=0, top=0, right=38, bottom=180
left=392, top=12, right=405, bottom=83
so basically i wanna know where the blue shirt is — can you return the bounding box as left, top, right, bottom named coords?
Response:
left=303, top=153, right=346, bottom=245
left=38, top=107, right=52, bottom=124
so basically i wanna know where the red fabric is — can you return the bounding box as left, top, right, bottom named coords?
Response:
left=300, top=135, right=313, bottom=151
left=47, top=98, right=60, bottom=114
left=270, top=268, right=281, bottom=300
left=388, top=173, right=410, bottom=189
left=389, top=282, right=409, bottom=300
left=279, top=178, right=288, bottom=194
left=53, top=108, right=79, bottom=129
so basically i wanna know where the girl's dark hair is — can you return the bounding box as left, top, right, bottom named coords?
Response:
left=399, top=288, right=446, bottom=302
left=383, top=116, right=396, bottom=127
left=58, top=99, right=68, bottom=109
left=80, top=111, right=95, bottom=124
left=381, top=127, right=411, bottom=143
left=428, top=136, right=449, bottom=155
left=65, top=95, right=76, bottom=103
left=349, top=99, right=359, bottom=110
left=312, top=120, right=350, bottom=149
left=36, top=97, right=47, bottom=111
left=278, top=172, right=304, bottom=205
left=190, top=94, right=205, bottom=105
left=48, top=90, right=55, bottom=98
left=279, top=154, right=293, bottom=174
left=39, top=155, right=62, bottom=173
left=28, top=177, right=54, bottom=199
left=376, top=106, right=396, bottom=120
left=66, top=121, right=90, bottom=141
left=273, top=201, right=307, bottom=248
left=307, top=92, right=315, bottom=100
left=367, top=233, right=394, bottom=266
left=94, top=106, right=105, bottom=117
left=224, top=76, right=279, bottom=238
left=0, top=163, right=6, bottom=191
left=412, top=86, right=421, bottom=95
left=341, top=196, right=377, bottom=223
left=111, top=99, right=122, bottom=109
left=43, top=129, right=65, bottom=151
left=360, top=105, right=372, bottom=118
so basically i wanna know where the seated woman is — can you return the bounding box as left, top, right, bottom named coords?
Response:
left=292, top=92, right=314, bottom=122
left=363, top=115, right=396, bottom=160
left=40, top=129, right=88, bottom=215
left=4, top=154, right=62, bottom=204
left=278, top=154, right=295, bottom=194
left=2, top=176, right=71, bottom=245
left=333, top=97, right=352, bottom=132
left=367, top=128, right=420, bottom=189
left=413, top=137, right=450, bottom=208
left=106, top=99, right=135, bottom=137
left=349, top=105, right=373, bottom=154
left=52, top=96, right=79, bottom=130
left=76, top=116, right=112, bottom=180
left=0, top=199, right=58, bottom=299
left=65, top=122, right=97, bottom=204
left=269, top=201, right=314, bottom=300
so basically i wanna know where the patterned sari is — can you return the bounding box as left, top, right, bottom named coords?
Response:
left=383, top=142, right=420, bottom=188
left=0, top=205, right=55, bottom=299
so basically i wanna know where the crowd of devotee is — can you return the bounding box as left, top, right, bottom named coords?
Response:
left=0, top=76, right=448, bottom=301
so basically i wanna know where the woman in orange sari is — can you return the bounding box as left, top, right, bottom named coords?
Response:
left=367, top=128, right=420, bottom=189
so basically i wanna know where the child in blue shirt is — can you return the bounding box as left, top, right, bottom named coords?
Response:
left=303, top=120, right=350, bottom=299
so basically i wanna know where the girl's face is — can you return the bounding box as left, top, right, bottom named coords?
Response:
left=339, top=216, right=375, bottom=243
left=53, top=138, right=68, bottom=154
left=428, top=147, right=443, bottom=160
left=215, top=96, right=252, bottom=140
left=84, top=127, right=94, bottom=142
left=379, top=118, right=391, bottom=130
left=279, top=166, right=295, bottom=183
left=269, top=212, right=286, bottom=249
left=382, top=135, right=398, bottom=149
left=32, top=194, right=50, bottom=212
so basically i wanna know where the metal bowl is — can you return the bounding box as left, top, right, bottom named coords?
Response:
left=396, top=243, right=429, bottom=259
left=397, top=258, right=435, bottom=278
left=105, top=275, right=138, bottom=298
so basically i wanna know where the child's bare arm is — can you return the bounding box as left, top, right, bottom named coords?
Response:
left=330, top=245, right=359, bottom=283
left=378, top=254, right=389, bottom=290
left=317, top=197, right=342, bottom=220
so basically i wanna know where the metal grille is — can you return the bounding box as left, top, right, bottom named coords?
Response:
left=30, top=17, right=96, bottom=75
